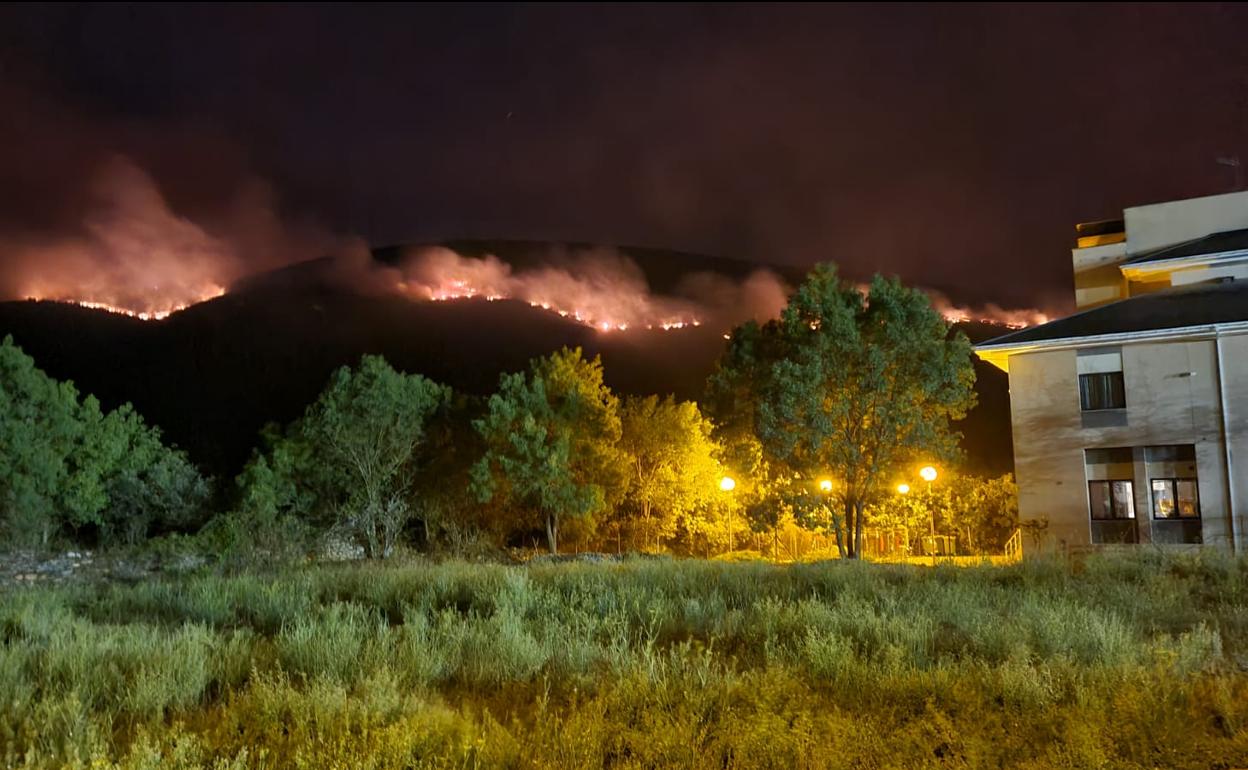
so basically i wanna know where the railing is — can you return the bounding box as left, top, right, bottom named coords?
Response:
left=1003, top=528, right=1023, bottom=563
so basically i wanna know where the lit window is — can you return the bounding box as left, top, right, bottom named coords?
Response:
left=1151, top=478, right=1200, bottom=519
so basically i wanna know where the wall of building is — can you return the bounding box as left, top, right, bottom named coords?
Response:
left=1124, top=191, right=1248, bottom=255
left=1219, top=333, right=1248, bottom=551
left=1166, top=261, right=1248, bottom=287
left=1007, top=336, right=1243, bottom=552
left=1072, top=241, right=1128, bottom=309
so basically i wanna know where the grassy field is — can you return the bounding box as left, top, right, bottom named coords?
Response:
left=2, top=553, right=1247, bottom=769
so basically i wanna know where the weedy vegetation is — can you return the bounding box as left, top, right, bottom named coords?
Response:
left=1, top=551, right=1247, bottom=768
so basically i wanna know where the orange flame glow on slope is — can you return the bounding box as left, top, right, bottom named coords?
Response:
left=8, top=156, right=318, bottom=322
left=23, top=286, right=227, bottom=321
left=395, top=248, right=708, bottom=332
left=399, top=248, right=1050, bottom=333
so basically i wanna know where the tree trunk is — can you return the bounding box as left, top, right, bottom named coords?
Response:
left=843, top=499, right=858, bottom=559
left=545, top=512, right=559, bottom=554
left=831, top=517, right=845, bottom=559
left=854, top=500, right=865, bottom=559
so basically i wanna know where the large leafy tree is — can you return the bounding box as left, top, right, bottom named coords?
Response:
left=0, top=336, right=97, bottom=546
left=0, top=336, right=209, bottom=548
left=618, top=395, right=724, bottom=551
left=707, top=265, right=976, bottom=559
left=85, top=404, right=211, bottom=545
left=472, top=347, right=626, bottom=554
left=236, top=355, right=450, bottom=558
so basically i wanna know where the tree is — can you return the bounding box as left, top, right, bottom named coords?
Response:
left=407, top=393, right=504, bottom=552
left=472, top=347, right=626, bottom=554
left=235, top=355, right=450, bottom=559
left=0, top=336, right=94, bottom=547
left=705, top=326, right=792, bottom=554
left=707, top=265, right=977, bottom=559
left=944, top=473, right=1019, bottom=554
left=0, top=336, right=210, bottom=548
left=86, top=404, right=211, bottom=545
left=618, top=395, right=724, bottom=551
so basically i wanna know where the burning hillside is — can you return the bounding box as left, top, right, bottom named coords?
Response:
left=0, top=155, right=1049, bottom=332
left=390, top=246, right=1049, bottom=333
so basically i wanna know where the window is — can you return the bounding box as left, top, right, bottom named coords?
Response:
left=1080, top=372, right=1126, bottom=411
left=1077, top=349, right=1125, bottom=411
left=1088, top=480, right=1135, bottom=520
left=1151, top=478, right=1200, bottom=519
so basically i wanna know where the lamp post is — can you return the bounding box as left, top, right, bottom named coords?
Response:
left=919, top=465, right=938, bottom=538
left=817, top=478, right=833, bottom=555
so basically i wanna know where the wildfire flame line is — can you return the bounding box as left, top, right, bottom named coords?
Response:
left=23, top=285, right=226, bottom=321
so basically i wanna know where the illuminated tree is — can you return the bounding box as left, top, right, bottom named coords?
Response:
left=705, top=326, right=793, bottom=553
left=618, top=395, right=723, bottom=551
left=943, top=472, right=1019, bottom=554
left=708, top=265, right=976, bottom=558
left=472, top=347, right=627, bottom=554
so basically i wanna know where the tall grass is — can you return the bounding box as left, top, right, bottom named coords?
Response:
left=1, top=551, right=1247, bottom=767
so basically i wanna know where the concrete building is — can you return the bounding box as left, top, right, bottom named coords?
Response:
left=976, top=191, right=1248, bottom=553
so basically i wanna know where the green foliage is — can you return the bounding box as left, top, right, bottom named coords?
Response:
left=407, top=394, right=504, bottom=554
left=617, top=395, right=725, bottom=551
left=868, top=472, right=1021, bottom=555
left=0, top=336, right=95, bottom=546
left=947, top=472, right=1020, bottom=553
left=0, top=336, right=209, bottom=549
left=88, top=405, right=211, bottom=545
left=232, top=355, right=451, bottom=559
left=472, top=347, right=627, bottom=553
left=708, top=265, right=977, bottom=557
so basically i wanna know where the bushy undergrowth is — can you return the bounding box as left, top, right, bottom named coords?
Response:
left=2, top=551, right=1248, bottom=768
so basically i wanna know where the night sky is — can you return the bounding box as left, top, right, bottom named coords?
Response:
left=2, top=3, right=1246, bottom=314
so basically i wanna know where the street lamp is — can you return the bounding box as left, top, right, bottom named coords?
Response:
left=720, top=476, right=736, bottom=492
left=818, top=478, right=833, bottom=493
left=919, top=465, right=938, bottom=538
left=896, top=482, right=910, bottom=495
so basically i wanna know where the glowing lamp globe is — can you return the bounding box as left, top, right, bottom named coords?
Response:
left=919, top=466, right=938, bottom=483
left=818, top=479, right=833, bottom=493
left=719, top=476, right=736, bottom=492
left=897, top=483, right=911, bottom=495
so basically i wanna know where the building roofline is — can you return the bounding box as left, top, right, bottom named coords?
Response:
left=973, top=319, right=1248, bottom=372
left=1120, top=248, right=1248, bottom=276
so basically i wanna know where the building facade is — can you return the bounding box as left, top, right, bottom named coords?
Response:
left=976, top=191, right=1248, bottom=553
